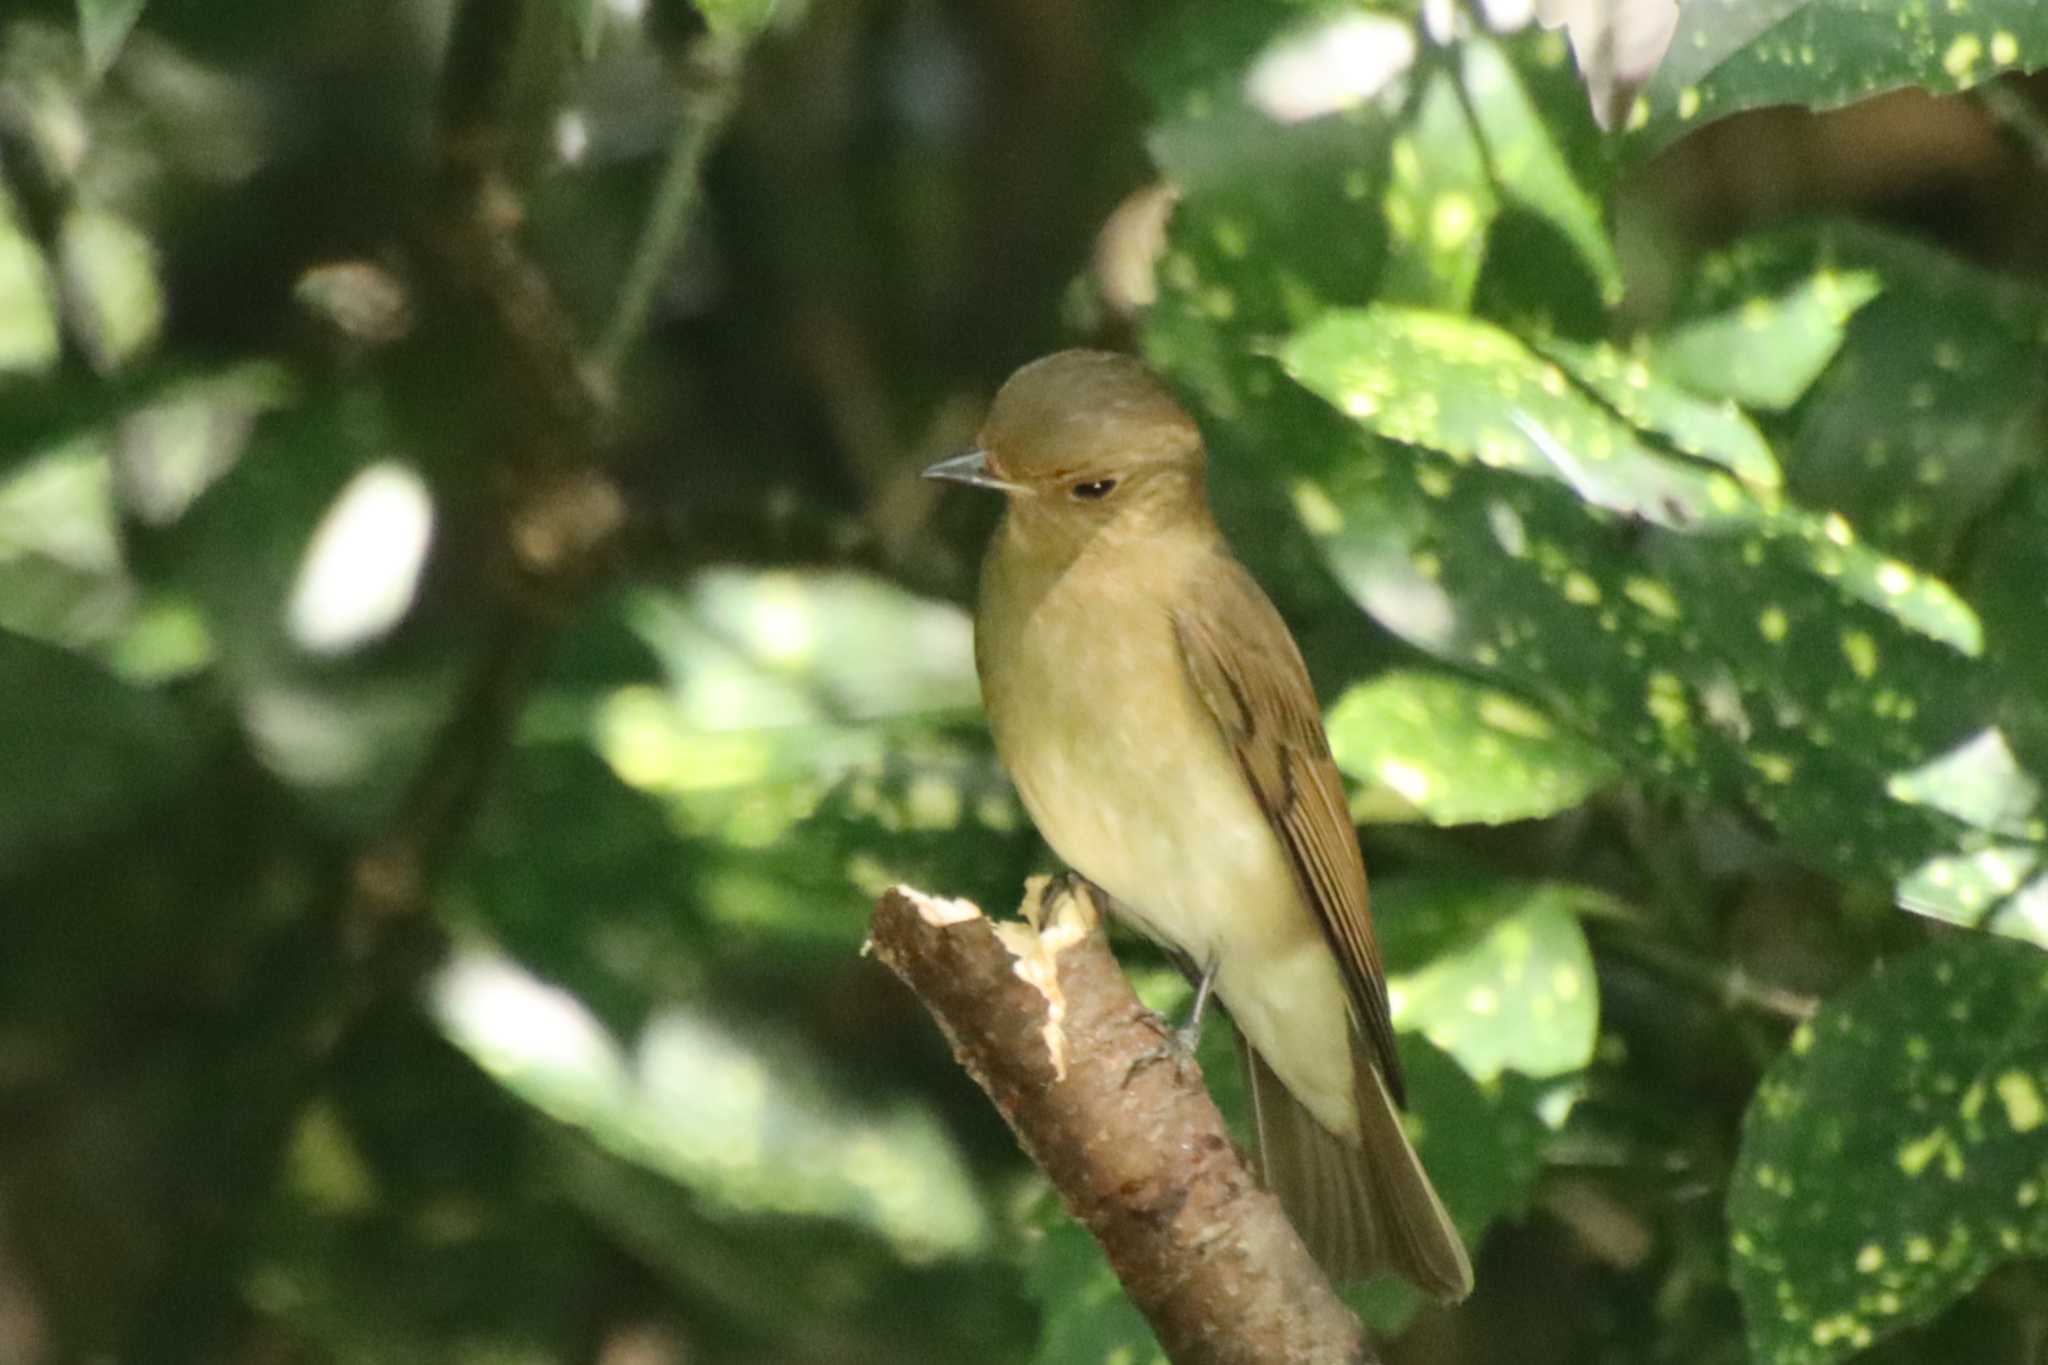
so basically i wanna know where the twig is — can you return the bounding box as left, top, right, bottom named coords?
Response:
left=867, top=880, right=1375, bottom=1365
left=1598, top=930, right=1818, bottom=1022
left=596, top=33, right=747, bottom=377
left=433, top=0, right=612, bottom=461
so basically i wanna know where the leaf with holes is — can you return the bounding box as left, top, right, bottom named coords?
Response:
left=1729, top=935, right=2048, bottom=1365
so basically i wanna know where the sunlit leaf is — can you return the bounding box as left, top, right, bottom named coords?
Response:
left=1459, top=37, right=1622, bottom=302
left=1886, top=728, right=2043, bottom=842
left=1326, top=669, right=1617, bottom=825
left=432, top=948, right=991, bottom=1262
left=1630, top=0, right=2048, bottom=157
left=1377, top=878, right=1603, bottom=1082
left=0, top=190, right=60, bottom=377
left=75, top=0, right=146, bottom=79
left=1282, top=304, right=1759, bottom=531
left=1895, top=847, right=2048, bottom=949
left=57, top=208, right=163, bottom=371
left=1276, top=315, right=1995, bottom=883
left=1729, top=935, right=2048, bottom=1365
left=1537, top=337, right=1780, bottom=490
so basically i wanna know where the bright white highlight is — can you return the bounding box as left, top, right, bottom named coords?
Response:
left=1244, top=14, right=1417, bottom=125
left=287, top=461, right=434, bottom=655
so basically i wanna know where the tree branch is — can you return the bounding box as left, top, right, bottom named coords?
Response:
left=866, top=879, right=1375, bottom=1365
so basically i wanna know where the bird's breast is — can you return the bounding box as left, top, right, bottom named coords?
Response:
left=978, top=551, right=1297, bottom=967
left=975, top=536, right=1361, bottom=1138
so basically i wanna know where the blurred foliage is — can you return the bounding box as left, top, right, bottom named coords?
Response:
left=4, top=0, right=2048, bottom=1363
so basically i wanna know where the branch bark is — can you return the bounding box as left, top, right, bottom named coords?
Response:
left=867, top=879, right=1376, bottom=1365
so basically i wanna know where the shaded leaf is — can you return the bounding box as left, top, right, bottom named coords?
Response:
left=1775, top=226, right=2048, bottom=567
left=1383, top=67, right=1496, bottom=311
left=1729, top=935, right=2048, bottom=1365
left=1652, top=258, right=1881, bottom=413
left=1630, top=0, right=2048, bottom=156
left=0, top=628, right=201, bottom=876
left=1327, top=669, right=1617, bottom=825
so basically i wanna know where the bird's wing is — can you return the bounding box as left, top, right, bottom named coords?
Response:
left=1172, top=555, right=1405, bottom=1105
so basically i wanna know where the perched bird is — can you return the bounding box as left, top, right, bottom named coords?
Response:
left=926, top=349, right=1473, bottom=1301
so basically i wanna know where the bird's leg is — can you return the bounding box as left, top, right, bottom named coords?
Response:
left=1178, top=954, right=1220, bottom=1053
left=1125, top=952, right=1218, bottom=1086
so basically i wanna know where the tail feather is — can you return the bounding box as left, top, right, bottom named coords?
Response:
left=1240, top=1035, right=1474, bottom=1302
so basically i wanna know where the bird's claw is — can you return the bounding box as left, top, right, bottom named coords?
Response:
left=1123, top=1008, right=1201, bottom=1087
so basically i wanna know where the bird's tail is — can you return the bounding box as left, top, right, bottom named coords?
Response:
left=1240, top=1036, right=1474, bottom=1301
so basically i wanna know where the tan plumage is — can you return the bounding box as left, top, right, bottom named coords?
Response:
left=931, top=349, right=1473, bottom=1300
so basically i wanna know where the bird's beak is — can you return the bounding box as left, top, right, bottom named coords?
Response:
left=922, top=449, right=1028, bottom=495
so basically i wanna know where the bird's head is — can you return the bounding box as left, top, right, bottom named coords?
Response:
left=924, top=350, right=1208, bottom=541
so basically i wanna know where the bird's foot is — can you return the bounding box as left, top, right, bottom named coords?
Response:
left=1122, top=955, right=1218, bottom=1086
left=1123, top=1009, right=1202, bottom=1087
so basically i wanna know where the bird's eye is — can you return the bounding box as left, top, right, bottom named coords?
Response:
left=1070, top=478, right=1118, bottom=501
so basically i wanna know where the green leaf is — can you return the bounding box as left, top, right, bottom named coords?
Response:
left=1629, top=0, right=2048, bottom=156
left=1777, top=226, right=2048, bottom=567
left=57, top=208, right=163, bottom=371
left=1383, top=67, right=1497, bottom=311
left=0, top=190, right=60, bottom=378
left=76, top=0, right=146, bottom=79
left=1895, top=848, right=2048, bottom=949
left=1458, top=37, right=1622, bottom=305
left=1277, top=306, right=1998, bottom=884
left=432, top=946, right=991, bottom=1262
left=1326, top=669, right=1617, bottom=825
left=1376, top=878, right=1603, bottom=1083
left=1728, top=935, right=2048, bottom=1365
left=1282, top=304, right=1761, bottom=532
left=560, top=0, right=603, bottom=59
left=1652, top=260, right=1882, bottom=413
left=1536, top=337, right=1781, bottom=490
left=1885, top=728, right=2043, bottom=842
left=0, top=628, right=202, bottom=876
left=590, top=572, right=1034, bottom=950
left=691, top=0, right=786, bottom=40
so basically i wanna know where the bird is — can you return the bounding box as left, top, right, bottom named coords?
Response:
left=924, top=348, right=1473, bottom=1301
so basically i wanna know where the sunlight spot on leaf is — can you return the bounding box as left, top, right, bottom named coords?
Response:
left=1995, top=1071, right=2044, bottom=1133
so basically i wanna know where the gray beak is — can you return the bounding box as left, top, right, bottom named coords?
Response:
left=922, top=450, right=1027, bottom=495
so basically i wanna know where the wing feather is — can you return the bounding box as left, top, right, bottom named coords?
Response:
left=1171, top=555, right=1405, bottom=1105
